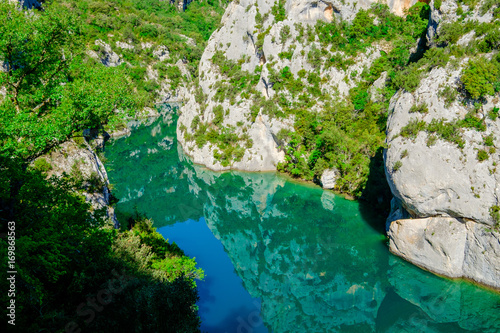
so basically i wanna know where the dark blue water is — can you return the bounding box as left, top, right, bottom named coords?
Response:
left=159, top=219, right=267, bottom=333
left=105, top=106, right=500, bottom=333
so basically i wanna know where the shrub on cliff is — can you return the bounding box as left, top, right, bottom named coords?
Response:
left=461, top=57, right=499, bottom=99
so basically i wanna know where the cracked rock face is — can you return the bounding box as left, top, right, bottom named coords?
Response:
left=87, top=40, right=123, bottom=67
left=34, top=140, right=119, bottom=227
left=320, top=168, right=337, bottom=189
left=385, top=63, right=500, bottom=290
left=177, top=0, right=416, bottom=172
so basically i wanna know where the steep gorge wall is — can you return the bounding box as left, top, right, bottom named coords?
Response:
left=177, top=0, right=417, bottom=172
left=385, top=0, right=500, bottom=289
left=173, top=0, right=500, bottom=290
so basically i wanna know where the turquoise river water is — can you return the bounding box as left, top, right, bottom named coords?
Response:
left=105, top=106, right=500, bottom=332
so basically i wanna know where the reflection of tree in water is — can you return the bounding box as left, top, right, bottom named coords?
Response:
left=106, top=104, right=500, bottom=333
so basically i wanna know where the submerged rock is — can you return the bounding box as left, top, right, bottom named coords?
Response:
left=389, top=217, right=500, bottom=290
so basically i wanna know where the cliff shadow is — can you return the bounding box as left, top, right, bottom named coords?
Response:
left=359, top=147, right=392, bottom=235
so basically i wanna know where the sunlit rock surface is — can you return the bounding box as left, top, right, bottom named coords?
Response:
left=178, top=0, right=417, bottom=171
left=385, top=0, right=500, bottom=290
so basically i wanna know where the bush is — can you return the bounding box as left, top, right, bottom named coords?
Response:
left=409, top=102, right=429, bottom=113
left=271, top=0, right=286, bottom=22
left=488, top=107, right=499, bottom=120
left=129, top=67, right=147, bottom=82
left=165, top=65, right=183, bottom=90
left=436, top=21, right=464, bottom=45
left=191, top=115, right=200, bottom=130
left=400, top=119, right=426, bottom=139
left=484, top=134, right=495, bottom=146
left=461, top=58, right=499, bottom=99
left=280, top=25, right=291, bottom=43
left=459, top=113, right=486, bottom=132
left=213, top=105, right=224, bottom=126
left=391, top=64, right=421, bottom=92
left=438, top=86, right=457, bottom=107
left=427, top=119, right=465, bottom=147
left=426, top=134, right=437, bottom=147
left=34, top=158, right=53, bottom=173
left=393, top=160, right=403, bottom=172
left=490, top=205, right=500, bottom=229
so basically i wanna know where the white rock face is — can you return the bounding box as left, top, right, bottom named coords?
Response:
left=427, top=0, right=495, bottom=46
left=385, top=64, right=500, bottom=226
left=178, top=0, right=415, bottom=172
left=88, top=40, right=123, bottom=67
left=141, top=42, right=154, bottom=49
left=116, top=41, right=135, bottom=50
left=386, top=1, right=500, bottom=290
left=389, top=217, right=500, bottom=289
left=389, top=217, right=468, bottom=278
left=153, top=45, right=170, bottom=61
left=320, top=168, right=337, bottom=189
left=157, top=60, right=192, bottom=104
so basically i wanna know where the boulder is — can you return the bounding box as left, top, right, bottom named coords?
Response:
left=320, top=168, right=337, bottom=189
left=389, top=217, right=500, bottom=290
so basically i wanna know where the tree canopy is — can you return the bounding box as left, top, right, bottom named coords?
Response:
left=0, top=1, right=133, bottom=162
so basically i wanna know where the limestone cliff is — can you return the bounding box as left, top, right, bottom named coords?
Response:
left=385, top=0, right=500, bottom=289
left=177, top=0, right=417, bottom=172
left=33, top=135, right=119, bottom=227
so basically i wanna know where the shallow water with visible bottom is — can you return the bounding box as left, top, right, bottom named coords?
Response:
left=105, top=106, right=500, bottom=333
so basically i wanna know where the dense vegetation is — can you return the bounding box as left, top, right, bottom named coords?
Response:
left=275, top=3, right=432, bottom=202
left=56, top=0, right=227, bottom=111
left=0, top=0, right=223, bottom=331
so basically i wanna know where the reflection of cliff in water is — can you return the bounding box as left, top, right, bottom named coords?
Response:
left=105, top=105, right=205, bottom=225
left=187, top=148, right=500, bottom=333
left=383, top=257, right=500, bottom=333
left=188, top=164, right=389, bottom=332
left=107, top=105, right=500, bottom=333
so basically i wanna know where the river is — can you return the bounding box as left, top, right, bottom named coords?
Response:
left=105, top=105, right=500, bottom=333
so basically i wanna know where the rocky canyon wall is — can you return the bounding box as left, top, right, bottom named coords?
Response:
left=385, top=0, right=500, bottom=289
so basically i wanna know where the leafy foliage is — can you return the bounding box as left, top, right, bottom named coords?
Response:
left=271, top=0, right=286, bottom=22
left=0, top=2, right=205, bottom=332
left=0, top=2, right=134, bottom=162
left=461, top=58, right=499, bottom=99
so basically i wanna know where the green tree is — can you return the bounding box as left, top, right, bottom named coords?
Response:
left=0, top=1, right=133, bottom=162
left=0, top=3, right=202, bottom=331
